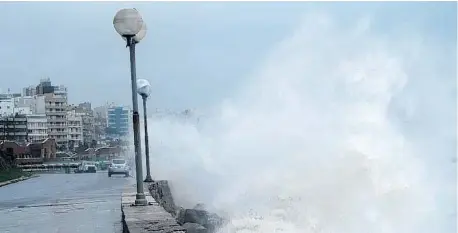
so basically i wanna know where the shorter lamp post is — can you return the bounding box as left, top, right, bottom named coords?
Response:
left=137, top=79, right=153, bottom=182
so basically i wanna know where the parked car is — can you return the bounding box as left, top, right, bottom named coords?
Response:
left=108, top=159, right=129, bottom=177
left=98, top=161, right=110, bottom=170
left=75, top=161, right=97, bottom=173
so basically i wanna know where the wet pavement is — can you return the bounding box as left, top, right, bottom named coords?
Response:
left=0, top=172, right=133, bottom=233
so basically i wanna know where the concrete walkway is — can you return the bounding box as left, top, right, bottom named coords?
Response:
left=121, top=184, right=184, bottom=233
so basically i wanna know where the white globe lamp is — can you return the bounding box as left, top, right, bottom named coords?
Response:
left=113, top=8, right=144, bottom=37
left=137, top=79, right=152, bottom=97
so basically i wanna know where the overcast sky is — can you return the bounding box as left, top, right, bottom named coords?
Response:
left=0, top=2, right=455, bottom=110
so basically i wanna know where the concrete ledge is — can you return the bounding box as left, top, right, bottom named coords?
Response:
left=148, top=181, right=225, bottom=233
left=121, top=184, right=185, bottom=233
left=0, top=174, right=39, bottom=188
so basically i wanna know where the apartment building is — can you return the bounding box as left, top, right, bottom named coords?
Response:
left=54, top=85, right=68, bottom=98
left=0, top=99, right=14, bottom=117
left=0, top=99, right=32, bottom=117
left=14, top=95, right=46, bottom=114
left=44, top=93, right=68, bottom=148
left=23, top=85, right=37, bottom=97
left=107, top=106, right=131, bottom=137
left=67, top=110, right=83, bottom=148
left=27, top=114, right=48, bottom=142
left=75, top=103, right=94, bottom=144
left=0, top=93, right=21, bottom=100
left=0, top=114, right=28, bottom=142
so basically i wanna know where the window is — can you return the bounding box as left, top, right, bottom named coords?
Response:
left=112, top=159, right=125, bottom=164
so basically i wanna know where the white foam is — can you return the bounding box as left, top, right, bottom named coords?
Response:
left=140, top=12, right=455, bottom=233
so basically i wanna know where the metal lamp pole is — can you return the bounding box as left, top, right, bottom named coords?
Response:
left=141, top=93, right=153, bottom=182
left=136, top=79, right=153, bottom=182
left=127, top=36, right=147, bottom=205
left=113, top=8, right=148, bottom=206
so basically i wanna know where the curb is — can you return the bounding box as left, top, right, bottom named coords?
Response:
left=0, top=174, right=39, bottom=187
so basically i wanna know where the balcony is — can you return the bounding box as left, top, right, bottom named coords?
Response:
left=48, top=131, right=67, bottom=136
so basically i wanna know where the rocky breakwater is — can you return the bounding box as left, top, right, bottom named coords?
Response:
left=149, top=181, right=226, bottom=233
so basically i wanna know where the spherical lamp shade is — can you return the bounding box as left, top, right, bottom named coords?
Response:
left=113, top=8, right=144, bottom=37
left=134, top=22, right=147, bottom=42
left=137, top=79, right=152, bottom=97
left=123, top=22, right=147, bottom=43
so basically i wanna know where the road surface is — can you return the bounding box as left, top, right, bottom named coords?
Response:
left=0, top=172, right=133, bottom=233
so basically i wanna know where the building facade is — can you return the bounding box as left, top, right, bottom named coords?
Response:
left=107, top=106, right=131, bottom=137
left=45, top=93, right=68, bottom=148
left=0, top=99, right=14, bottom=117
left=14, top=95, right=46, bottom=114
left=0, top=114, right=28, bottom=142
left=67, top=110, right=83, bottom=148
left=23, top=85, right=37, bottom=97
left=77, top=103, right=94, bottom=145
left=27, top=114, right=48, bottom=143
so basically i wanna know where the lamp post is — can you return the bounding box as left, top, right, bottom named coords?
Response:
left=113, top=8, right=148, bottom=206
left=136, top=79, right=153, bottom=182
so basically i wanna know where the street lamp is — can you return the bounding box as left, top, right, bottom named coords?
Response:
left=136, top=79, right=153, bottom=182
left=113, top=8, right=148, bottom=206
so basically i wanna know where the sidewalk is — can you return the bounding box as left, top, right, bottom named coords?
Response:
left=121, top=183, right=185, bottom=233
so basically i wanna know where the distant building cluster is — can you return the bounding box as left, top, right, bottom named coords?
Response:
left=0, top=78, right=133, bottom=156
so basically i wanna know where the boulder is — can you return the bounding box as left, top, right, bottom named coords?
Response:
left=182, top=223, right=207, bottom=233
left=176, top=208, right=224, bottom=233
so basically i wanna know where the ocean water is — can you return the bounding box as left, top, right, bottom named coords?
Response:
left=138, top=11, right=456, bottom=233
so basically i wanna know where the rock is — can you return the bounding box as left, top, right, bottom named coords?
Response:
left=205, top=212, right=225, bottom=232
left=148, top=180, right=178, bottom=216
left=182, top=209, right=209, bottom=226
left=176, top=207, right=187, bottom=225
left=182, top=223, right=207, bottom=233
left=193, top=203, right=206, bottom=210
left=176, top=208, right=224, bottom=233
left=147, top=181, right=226, bottom=232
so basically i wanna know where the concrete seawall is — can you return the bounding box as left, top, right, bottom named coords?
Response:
left=122, top=181, right=225, bottom=233
left=121, top=183, right=185, bottom=233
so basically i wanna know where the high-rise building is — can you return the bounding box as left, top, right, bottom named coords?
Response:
left=54, top=85, right=68, bottom=98
left=23, top=85, right=37, bottom=97
left=67, top=110, right=83, bottom=148
left=27, top=114, right=48, bottom=142
left=106, top=106, right=131, bottom=137
left=44, top=93, right=68, bottom=148
left=71, top=103, right=95, bottom=145
left=36, top=78, right=55, bottom=95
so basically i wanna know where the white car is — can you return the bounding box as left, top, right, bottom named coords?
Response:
left=108, top=159, right=130, bottom=177
left=75, top=161, right=97, bottom=173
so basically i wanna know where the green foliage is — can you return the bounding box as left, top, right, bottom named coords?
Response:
left=0, top=168, right=30, bottom=183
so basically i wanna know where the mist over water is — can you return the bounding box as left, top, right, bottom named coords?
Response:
left=137, top=12, right=456, bottom=233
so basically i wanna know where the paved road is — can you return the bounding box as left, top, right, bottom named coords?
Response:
left=0, top=172, right=133, bottom=233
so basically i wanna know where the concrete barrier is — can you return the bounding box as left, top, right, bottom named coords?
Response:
left=148, top=181, right=225, bottom=233
left=121, top=184, right=185, bottom=233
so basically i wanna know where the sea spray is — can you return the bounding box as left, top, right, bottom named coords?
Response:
left=139, top=11, right=455, bottom=233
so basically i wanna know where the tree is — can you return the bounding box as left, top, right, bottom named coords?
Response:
left=76, top=141, right=86, bottom=154
left=90, top=140, right=97, bottom=148
left=61, top=145, right=67, bottom=151
left=83, top=142, right=89, bottom=151
left=68, top=141, right=75, bottom=152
